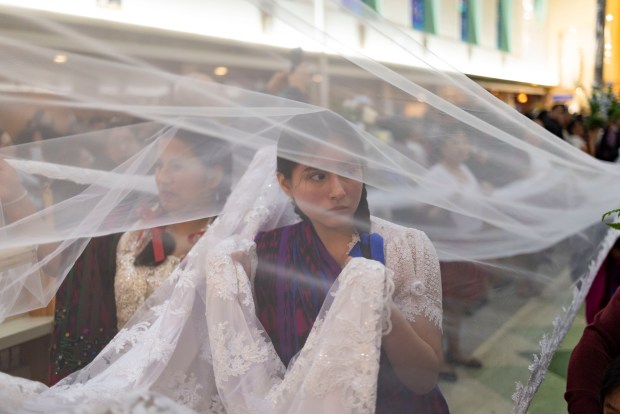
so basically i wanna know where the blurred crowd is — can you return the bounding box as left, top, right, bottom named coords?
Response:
left=529, top=103, right=620, bottom=162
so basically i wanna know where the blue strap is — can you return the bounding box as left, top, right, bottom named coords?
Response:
left=349, top=232, right=385, bottom=265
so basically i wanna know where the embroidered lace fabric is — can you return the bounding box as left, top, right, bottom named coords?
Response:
left=0, top=148, right=437, bottom=413
left=371, top=217, right=442, bottom=328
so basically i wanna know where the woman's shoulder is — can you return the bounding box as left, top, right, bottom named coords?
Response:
left=370, top=216, right=428, bottom=242
left=370, top=216, right=437, bottom=265
left=371, top=217, right=442, bottom=326
left=117, top=229, right=147, bottom=258
left=118, top=230, right=138, bottom=248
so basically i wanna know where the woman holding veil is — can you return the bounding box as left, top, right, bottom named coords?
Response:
left=253, top=111, right=448, bottom=412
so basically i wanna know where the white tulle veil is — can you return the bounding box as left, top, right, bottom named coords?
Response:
left=0, top=0, right=618, bottom=413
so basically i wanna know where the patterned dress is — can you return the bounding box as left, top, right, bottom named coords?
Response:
left=49, top=234, right=121, bottom=385
left=254, top=217, right=449, bottom=413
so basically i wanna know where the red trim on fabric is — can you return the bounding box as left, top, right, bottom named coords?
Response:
left=151, top=227, right=165, bottom=263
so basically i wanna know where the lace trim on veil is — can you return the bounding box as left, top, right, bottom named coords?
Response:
left=512, top=227, right=620, bottom=414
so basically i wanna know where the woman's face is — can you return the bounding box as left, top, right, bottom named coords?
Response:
left=155, top=137, right=211, bottom=214
left=441, top=132, right=471, bottom=165
left=573, top=122, right=585, bottom=137
left=278, top=154, right=364, bottom=232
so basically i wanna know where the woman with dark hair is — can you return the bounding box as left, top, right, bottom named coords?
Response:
left=114, top=128, right=231, bottom=328
left=566, top=117, right=588, bottom=153
left=422, top=130, right=487, bottom=380
left=252, top=112, right=448, bottom=413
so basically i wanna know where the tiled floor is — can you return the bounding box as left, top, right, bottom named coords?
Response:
left=438, top=267, right=584, bottom=413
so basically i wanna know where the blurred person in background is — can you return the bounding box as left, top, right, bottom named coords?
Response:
left=0, top=128, right=16, bottom=158
left=421, top=130, right=487, bottom=381
left=378, top=116, right=429, bottom=167
left=596, top=115, right=620, bottom=162
left=566, top=116, right=589, bottom=153
left=566, top=288, right=620, bottom=413
left=543, top=104, right=568, bottom=140
left=265, top=61, right=312, bottom=104
left=12, top=110, right=60, bottom=209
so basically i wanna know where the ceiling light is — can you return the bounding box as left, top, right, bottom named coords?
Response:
left=213, top=66, right=228, bottom=76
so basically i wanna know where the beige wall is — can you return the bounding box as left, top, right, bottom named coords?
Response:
left=546, top=0, right=596, bottom=92
left=436, top=0, right=461, bottom=39
left=477, top=0, right=498, bottom=49
left=380, top=0, right=411, bottom=27
left=0, top=0, right=596, bottom=90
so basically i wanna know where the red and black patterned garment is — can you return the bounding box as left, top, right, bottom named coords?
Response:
left=49, top=234, right=121, bottom=385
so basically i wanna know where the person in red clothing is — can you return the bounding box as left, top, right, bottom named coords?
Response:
left=565, top=288, right=620, bottom=413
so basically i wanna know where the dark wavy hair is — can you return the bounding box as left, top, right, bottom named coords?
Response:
left=134, top=128, right=232, bottom=267
left=276, top=111, right=370, bottom=234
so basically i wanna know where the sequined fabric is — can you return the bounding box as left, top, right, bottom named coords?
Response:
left=49, top=234, right=121, bottom=385
left=114, top=230, right=180, bottom=329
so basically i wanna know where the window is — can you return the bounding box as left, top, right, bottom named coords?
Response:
left=460, top=0, right=477, bottom=44
left=363, top=0, right=378, bottom=11
left=412, top=0, right=435, bottom=34
left=342, top=0, right=378, bottom=14
left=497, top=0, right=509, bottom=51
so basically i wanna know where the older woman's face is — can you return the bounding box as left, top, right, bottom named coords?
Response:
left=155, top=137, right=210, bottom=214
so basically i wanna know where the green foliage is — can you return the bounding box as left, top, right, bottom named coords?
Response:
left=585, top=85, right=620, bottom=130
left=602, top=209, right=620, bottom=230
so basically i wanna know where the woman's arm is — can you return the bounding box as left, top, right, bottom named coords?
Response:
left=382, top=225, right=444, bottom=394
left=0, top=158, right=37, bottom=222
left=382, top=305, right=442, bottom=394
left=0, top=158, right=59, bottom=275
